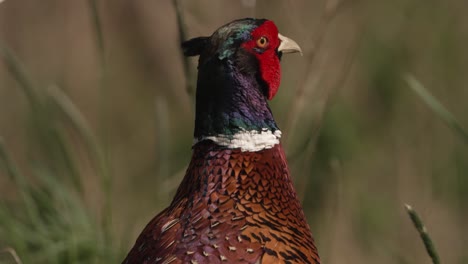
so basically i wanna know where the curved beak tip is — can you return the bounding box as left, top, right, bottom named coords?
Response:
left=278, top=33, right=302, bottom=56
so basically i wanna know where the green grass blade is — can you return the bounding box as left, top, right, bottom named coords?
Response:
left=46, top=86, right=113, bottom=260
left=0, top=42, right=41, bottom=108
left=0, top=139, right=41, bottom=226
left=46, top=86, right=107, bottom=188
left=404, top=204, right=441, bottom=264
left=0, top=138, right=23, bottom=185
left=86, top=2, right=113, bottom=251
left=50, top=130, right=83, bottom=194
left=404, top=74, right=468, bottom=144
left=87, top=0, right=105, bottom=64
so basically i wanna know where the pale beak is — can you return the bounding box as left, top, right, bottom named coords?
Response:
left=278, top=33, right=302, bottom=55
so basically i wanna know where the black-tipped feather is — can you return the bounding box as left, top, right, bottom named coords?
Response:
left=182, top=37, right=209, bottom=57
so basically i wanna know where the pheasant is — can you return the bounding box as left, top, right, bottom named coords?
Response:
left=123, top=18, right=320, bottom=264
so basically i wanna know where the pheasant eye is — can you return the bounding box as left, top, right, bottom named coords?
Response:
left=256, top=36, right=269, bottom=48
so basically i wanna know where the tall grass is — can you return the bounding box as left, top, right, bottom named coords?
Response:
left=0, top=43, right=120, bottom=263
left=404, top=74, right=468, bottom=144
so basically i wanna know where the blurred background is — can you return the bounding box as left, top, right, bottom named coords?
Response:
left=0, top=0, right=467, bottom=263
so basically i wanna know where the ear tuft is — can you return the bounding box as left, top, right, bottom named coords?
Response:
left=181, top=37, right=209, bottom=57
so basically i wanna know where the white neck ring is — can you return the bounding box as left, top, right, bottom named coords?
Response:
left=194, top=129, right=282, bottom=152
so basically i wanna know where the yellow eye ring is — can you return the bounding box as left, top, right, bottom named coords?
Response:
left=256, top=36, right=269, bottom=48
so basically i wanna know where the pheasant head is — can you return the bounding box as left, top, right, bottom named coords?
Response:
left=183, top=18, right=301, bottom=151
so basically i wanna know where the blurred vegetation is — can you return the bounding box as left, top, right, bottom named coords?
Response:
left=0, top=0, right=467, bottom=263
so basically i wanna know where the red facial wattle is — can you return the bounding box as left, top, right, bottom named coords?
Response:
left=241, top=20, right=281, bottom=100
